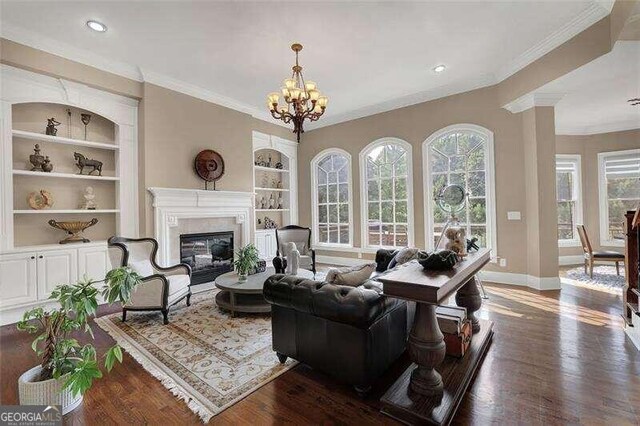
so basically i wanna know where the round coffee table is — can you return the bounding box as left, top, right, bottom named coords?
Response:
left=215, top=267, right=315, bottom=316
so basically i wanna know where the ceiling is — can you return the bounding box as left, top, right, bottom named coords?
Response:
left=539, top=41, right=640, bottom=135
left=0, top=1, right=615, bottom=129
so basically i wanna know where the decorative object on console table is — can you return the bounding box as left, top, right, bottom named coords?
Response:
left=418, top=249, right=459, bottom=271
left=445, top=226, right=467, bottom=257
left=436, top=305, right=472, bottom=358
left=28, top=190, right=54, bottom=210
left=80, top=186, right=98, bottom=210
left=194, top=149, right=225, bottom=190
left=74, top=152, right=103, bottom=176
left=16, top=267, right=141, bottom=414
left=80, top=113, right=91, bottom=140
left=234, top=244, right=259, bottom=282
left=378, top=249, right=492, bottom=426
left=45, top=117, right=61, bottom=136
left=48, top=218, right=98, bottom=244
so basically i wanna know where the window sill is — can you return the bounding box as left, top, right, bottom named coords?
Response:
left=314, top=244, right=354, bottom=252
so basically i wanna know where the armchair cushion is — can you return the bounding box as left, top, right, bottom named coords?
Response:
left=130, top=259, right=154, bottom=277
left=167, top=274, right=190, bottom=296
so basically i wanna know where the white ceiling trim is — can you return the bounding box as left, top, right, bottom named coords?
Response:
left=307, top=73, right=496, bottom=130
left=494, top=2, right=611, bottom=82
left=0, top=2, right=612, bottom=131
left=0, top=22, right=144, bottom=82
left=556, top=119, right=640, bottom=135
left=502, top=93, right=565, bottom=113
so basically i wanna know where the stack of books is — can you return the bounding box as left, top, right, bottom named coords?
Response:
left=436, top=306, right=472, bottom=358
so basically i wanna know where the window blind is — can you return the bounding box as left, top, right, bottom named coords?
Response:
left=604, top=153, right=640, bottom=179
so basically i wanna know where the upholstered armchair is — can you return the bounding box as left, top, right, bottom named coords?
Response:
left=272, top=225, right=316, bottom=276
left=107, top=237, right=192, bottom=324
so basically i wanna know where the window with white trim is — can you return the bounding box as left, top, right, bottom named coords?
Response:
left=361, top=139, right=413, bottom=248
left=598, top=149, right=640, bottom=246
left=555, top=155, right=583, bottom=246
left=311, top=150, right=352, bottom=246
left=424, top=126, right=496, bottom=251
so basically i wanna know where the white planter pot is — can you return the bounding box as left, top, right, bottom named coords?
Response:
left=18, top=365, right=83, bottom=415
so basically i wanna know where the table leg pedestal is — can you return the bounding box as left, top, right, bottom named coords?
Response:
left=408, top=303, right=446, bottom=396
left=455, top=276, right=482, bottom=333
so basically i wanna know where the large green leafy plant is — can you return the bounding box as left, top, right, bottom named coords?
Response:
left=233, top=244, right=260, bottom=276
left=16, top=267, right=142, bottom=397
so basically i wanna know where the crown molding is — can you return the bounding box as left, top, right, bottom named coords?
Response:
left=0, top=1, right=611, bottom=131
left=556, top=118, right=640, bottom=135
left=494, top=2, right=611, bottom=83
left=0, top=22, right=144, bottom=82
left=502, top=93, right=565, bottom=113
left=307, top=73, right=497, bottom=130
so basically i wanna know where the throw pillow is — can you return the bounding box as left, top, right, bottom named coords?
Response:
left=388, top=247, right=419, bottom=269
left=325, top=263, right=376, bottom=287
left=129, top=259, right=154, bottom=277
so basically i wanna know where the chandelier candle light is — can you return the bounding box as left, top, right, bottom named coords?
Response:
left=268, top=43, right=328, bottom=143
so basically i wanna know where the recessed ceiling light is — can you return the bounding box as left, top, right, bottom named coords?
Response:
left=86, top=20, right=107, bottom=32
left=433, top=64, right=446, bottom=73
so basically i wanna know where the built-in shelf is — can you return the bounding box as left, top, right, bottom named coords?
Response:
left=255, top=209, right=290, bottom=212
left=13, top=170, right=119, bottom=181
left=12, top=129, right=119, bottom=151
left=254, top=165, right=289, bottom=173
left=255, top=187, right=290, bottom=192
left=14, top=209, right=119, bottom=214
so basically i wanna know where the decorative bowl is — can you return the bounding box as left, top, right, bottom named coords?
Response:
left=48, top=218, right=98, bottom=244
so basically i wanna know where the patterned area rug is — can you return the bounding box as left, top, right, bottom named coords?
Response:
left=94, top=290, right=296, bottom=422
left=562, top=265, right=626, bottom=293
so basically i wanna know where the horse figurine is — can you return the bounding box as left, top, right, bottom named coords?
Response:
left=74, top=152, right=103, bottom=176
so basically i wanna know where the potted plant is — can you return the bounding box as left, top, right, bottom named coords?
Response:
left=233, top=244, right=259, bottom=282
left=16, top=267, right=141, bottom=414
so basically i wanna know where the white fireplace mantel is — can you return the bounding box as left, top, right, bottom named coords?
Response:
left=148, top=187, right=254, bottom=265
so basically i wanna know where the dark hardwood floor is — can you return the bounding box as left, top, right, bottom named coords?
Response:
left=2, top=279, right=639, bottom=425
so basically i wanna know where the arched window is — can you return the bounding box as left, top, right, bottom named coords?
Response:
left=423, top=125, right=496, bottom=251
left=311, top=149, right=353, bottom=247
left=360, top=138, right=413, bottom=248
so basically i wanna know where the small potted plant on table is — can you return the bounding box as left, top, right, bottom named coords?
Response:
left=234, top=244, right=259, bottom=282
left=16, top=267, right=141, bottom=414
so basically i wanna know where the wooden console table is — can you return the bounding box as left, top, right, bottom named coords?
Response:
left=378, top=249, right=493, bottom=425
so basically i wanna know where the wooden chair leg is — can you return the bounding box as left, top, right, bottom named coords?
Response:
left=584, top=260, right=588, bottom=275
left=162, top=309, right=169, bottom=325
left=589, top=261, right=594, bottom=279
left=615, top=262, right=620, bottom=276
left=122, top=309, right=127, bottom=322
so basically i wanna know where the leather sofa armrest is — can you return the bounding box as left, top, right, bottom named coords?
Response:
left=264, top=274, right=402, bottom=328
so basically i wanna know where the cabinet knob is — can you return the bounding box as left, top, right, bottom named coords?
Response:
left=38, top=255, right=43, bottom=259
left=30, top=256, right=35, bottom=260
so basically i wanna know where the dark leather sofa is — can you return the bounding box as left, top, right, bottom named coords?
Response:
left=263, top=249, right=414, bottom=394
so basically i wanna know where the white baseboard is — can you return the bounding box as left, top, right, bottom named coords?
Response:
left=559, top=255, right=584, bottom=265
left=316, top=255, right=370, bottom=267
left=625, top=316, right=640, bottom=351
left=478, top=271, right=561, bottom=290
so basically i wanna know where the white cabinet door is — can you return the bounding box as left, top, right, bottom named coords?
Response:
left=264, top=231, right=278, bottom=259
left=0, top=253, right=38, bottom=308
left=255, top=232, right=267, bottom=259
left=78, top=246, right=111, bottom=283
left=37, top=249, right=78, bottom=301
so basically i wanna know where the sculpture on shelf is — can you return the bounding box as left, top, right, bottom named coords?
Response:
left=268, top=194, right=275, bottom=209
left=42, top=156, right=53, bottom=173
left=80, top=186, right=97, bottom=210
left=29, top=144, right=46, bottom=171
left=267, top=154, right=272, bottom=168
left=45, top=118, right=61, bottom=136
left=28, top=190, right=54, bottom=210
left=264, top=217, right=277, bottom=229
left=80, top=113, right=91, bottom=140
left=277, top=195, right=283, bottom=209
left=275, top=162, right=283, bottom=170
left=66, top=108, right=72, bottom=138
left=48, top=218, right=99, bottom=244
left=74, top=152, right=103, bottom=176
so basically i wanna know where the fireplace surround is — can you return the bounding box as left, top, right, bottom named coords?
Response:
left=180, top=231, right=234, bottom=285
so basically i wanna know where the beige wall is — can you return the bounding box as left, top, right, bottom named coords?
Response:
left=556, top=129, right=640, bottom=257
left=138, top=83, right=292, bottom=236
left=301, top=85, right=531, bottom=275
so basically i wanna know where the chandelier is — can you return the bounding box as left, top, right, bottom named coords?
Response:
left=267, top=43, right=328, bottom=143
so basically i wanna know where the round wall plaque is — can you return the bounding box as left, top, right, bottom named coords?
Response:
left=194, top=150, right=225, bottom=188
